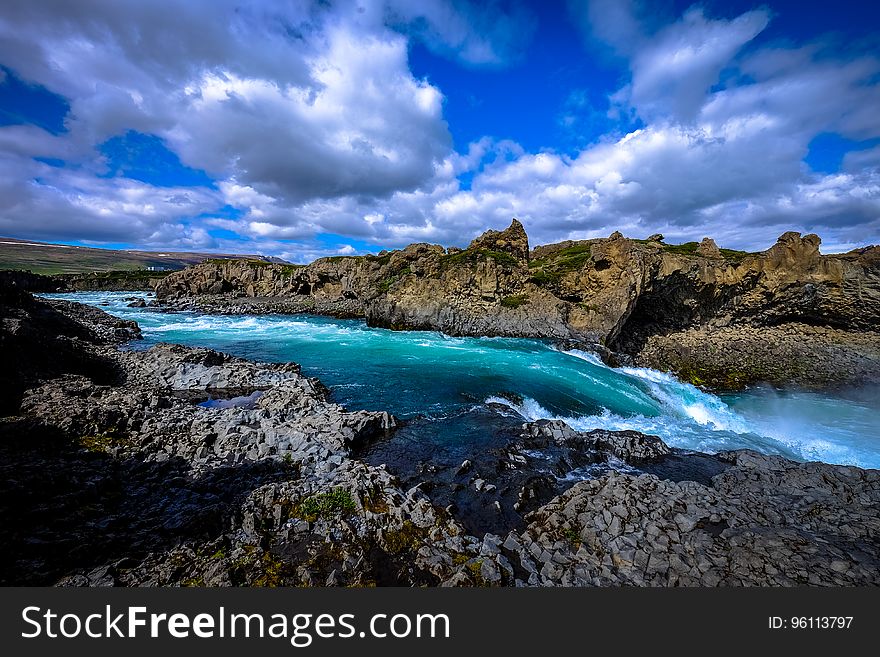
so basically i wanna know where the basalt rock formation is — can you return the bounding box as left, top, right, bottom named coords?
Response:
left=155, top=221, right=880, bottom=390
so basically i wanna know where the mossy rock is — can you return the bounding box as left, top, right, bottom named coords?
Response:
left=440, top=248, right=520, bottom=270
left=382, top=520, right=427, bottom=555
left=500, top=294, right=530, bottom=309
left=293, top=488, right=357, bottom=521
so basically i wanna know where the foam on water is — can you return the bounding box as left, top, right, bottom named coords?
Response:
left=41, top=291, right=880, bottom=469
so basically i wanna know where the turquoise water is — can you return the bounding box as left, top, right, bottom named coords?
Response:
left=45, top=291, right=880, bottom=469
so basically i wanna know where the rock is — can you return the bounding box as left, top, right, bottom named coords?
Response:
left=466, top=218, right=530, bottom=263
left=516, top=450, right=880, bottom=586
left=127, top=298, right=147, bottom=308
left=152, top=225, right=880, bottom=391
left=647, top=233, right=664, bottom=243
left=696, top=237, right=721, bottom=258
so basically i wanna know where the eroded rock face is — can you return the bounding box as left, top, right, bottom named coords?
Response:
left=466, top=217, right=530, bottom=262
left=154, top=223, right=880, bottom=389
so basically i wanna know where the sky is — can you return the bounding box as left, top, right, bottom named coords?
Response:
left=0, top=0, right=878, bottom=262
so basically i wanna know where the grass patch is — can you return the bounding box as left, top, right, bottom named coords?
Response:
left=294, top=488, right=357, bottom=521
left=365, top=253, right=393, bottom=266
left=500, top=294, right=530, bottom=308
left=252, top=552, right=288, bottom=587
left=440, top=248, right=520, bottom=270
left=63, top=269, right=174, bottom=281
left=528, top=243, right=594, bottom=286
left=78, top=430, right=127, bottom=453
left=528, top=269, right=562, bottom=286
left=562, top=527, right=582, bottom=548
left=382, top=520, right=427, bottom=554
left=659, top=242, right=753, bottom=263
left=377, top=266, right=412, bottom=293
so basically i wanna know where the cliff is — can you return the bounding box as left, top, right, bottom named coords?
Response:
left=155, top=221, right=880, bottom=389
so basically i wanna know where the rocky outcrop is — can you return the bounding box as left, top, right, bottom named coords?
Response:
left=505, top=450, right=880, bottom=586
left=154, top=224, right=880, bottom=389
left=0, top=282, right=140, bottom=414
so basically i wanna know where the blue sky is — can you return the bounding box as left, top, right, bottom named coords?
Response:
left=0, top=0, right=878, bottom=261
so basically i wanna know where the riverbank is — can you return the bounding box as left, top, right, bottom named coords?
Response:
left=2, top=284, right=878, bottom=586
left=153, top=222, right=880, bottom=392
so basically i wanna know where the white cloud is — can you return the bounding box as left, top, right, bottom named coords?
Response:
left=0, top=0, right=877, bottom=258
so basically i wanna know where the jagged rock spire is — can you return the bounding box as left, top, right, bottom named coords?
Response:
left=467, top=218, right=530, bottom=262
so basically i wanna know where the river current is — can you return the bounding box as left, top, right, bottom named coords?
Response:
left=45, top=291, right=880, bottom=469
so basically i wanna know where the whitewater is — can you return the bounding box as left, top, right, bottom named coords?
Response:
left=45, top=291, right=880, bottom=469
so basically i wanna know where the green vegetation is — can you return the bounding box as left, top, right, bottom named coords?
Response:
left=526, top=239, right=755, bottom=289
left=360, top=486, right=390, bottom=514
left=562, top=527, right=582, bottom=548
left=365, top=253, right=393, bottom=266
left=528, top=269, right=562, bottom=286
left=252, top=551, right=288, bottom=587
left=0, top=239, right=265, bottom=275
left=500, top=294, right=530, bottom=308
left=440, top=248, right=520, bottom=269
left=378, top=266, right=412, bottom=293
left=528, top=243, right=594, bottom=286
left=320, top=255, right=360, bottom=262
left=78, top=430, right=127, bottom=453
left=63, top=269, right=174, bottom=281
left=676, top=363, right=751, bottom=390
left=651, top=241, right=753, bottom=263
left=294, top=488, right=357, bottom=521
left=382, top=520, right=427, bottom=554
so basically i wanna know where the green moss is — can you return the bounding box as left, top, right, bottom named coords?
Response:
left=377, top=266, right=413, bottom=293
left=500, top=294, right=530, bottom=308
left=527, top=243, right=594, bottom=287
left=293, top=488, right=357, bottom=522
left=562, top=528, right=582, bottom=548
left=360, top=486, right=390, bottom=514
left=78, top=430, right=127, bottom=453
left=528, top=269, right=562, bottom=286
left=440, top=248, right=520, bottom=270
left=451, top=553, right=470, bottom=566
left=659, top=242, right=753, bottom=263
left=182, top=577, right=205, bottom=587
left=676, top=363, right=751, bottom=390
left=252, top=552, right=288, bottom=587
left=382, top=520, right=427, bottom=554
left=365, top=253, right=393, bottom=266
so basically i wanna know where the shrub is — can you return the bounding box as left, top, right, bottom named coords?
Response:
left=295, top=488, right=357, bottom=521
left=500, top=294, right=529, bottom=308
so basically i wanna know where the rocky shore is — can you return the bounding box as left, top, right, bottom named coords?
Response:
left=1, top=284, right=878, bottom=586
left=153, top=221, right=880, bottom=391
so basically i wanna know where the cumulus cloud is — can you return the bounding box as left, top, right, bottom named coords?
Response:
left=0, top=0, right=877, bottom=258
left=0, top=0, right=528, bottom=256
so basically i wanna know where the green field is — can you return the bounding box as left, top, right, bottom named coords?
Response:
left=0, top=237, right=286, bottom=275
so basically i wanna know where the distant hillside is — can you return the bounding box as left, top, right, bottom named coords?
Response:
left=0, top=237, right=288, bottom=275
